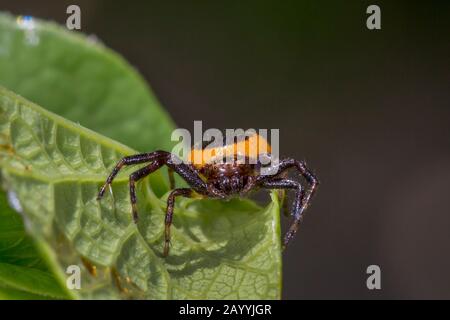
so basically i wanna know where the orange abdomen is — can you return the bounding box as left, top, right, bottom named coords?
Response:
left=187, top=133, right=271, bottom=167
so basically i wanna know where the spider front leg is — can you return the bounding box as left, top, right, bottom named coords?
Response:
left=97, top=152, right=164, bottom=200
left=128, top=156, right=210, bottom=229
left=129, top=159, right=165, bottom=222
left=258, top=158, right=319, bottom=249
left=98, top=151, right=215, bottom=256
left=280, top=159, right=319, bottom=249
left=261, top=179, right=304, bottom=250
left=164, top=188, right=194, bottom=256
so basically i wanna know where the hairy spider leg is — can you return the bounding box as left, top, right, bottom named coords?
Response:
left=261, top=179, right=304, bottom=250
left=164, top=188, right=194, bottom=256
left=97, top=152, right=162, bottom=200
left=97, top=151, right=210, bottom=225
left=255, top=158, right=319, bottom=248
left=129, top=161, right=164, bottom=223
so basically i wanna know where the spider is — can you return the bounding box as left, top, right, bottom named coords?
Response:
left=97, top=133, right=319, bottom=256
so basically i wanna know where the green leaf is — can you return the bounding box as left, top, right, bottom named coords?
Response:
left=0, top=12, right=176, bottom=300
left=0, top=189, right=72, bottom=299
left=0, top=12, right=282, bottom=299
left=0, top=263, right=67, bottom=298
left=0, top=86, right=282, bottom=299
left=0, top=285, right=54, bottom=300
left=0, top=12, right=175, bottom=152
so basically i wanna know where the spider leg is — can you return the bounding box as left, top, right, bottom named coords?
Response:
left=99, top=151, right=216, bottom=256
left=129, top=160, right=165, bottom=223
left=97, top=152, right=165, bottom=200
left=258, top=158, right=319, bottom=210
left=273, top=159, right=319, bottom=249
left=164, top=155, right=211, bottom=195
left=261, top=178, right=305, bottom=250
left=126, top=153, right=211, bottom=223
left=164, top=188, right=193, bottom=256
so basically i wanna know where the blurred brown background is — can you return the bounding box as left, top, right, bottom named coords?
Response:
left=2, top=0, right=449, bottom=299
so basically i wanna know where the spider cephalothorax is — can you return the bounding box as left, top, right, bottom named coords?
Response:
left=97, top=133, right=319, bottom=256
